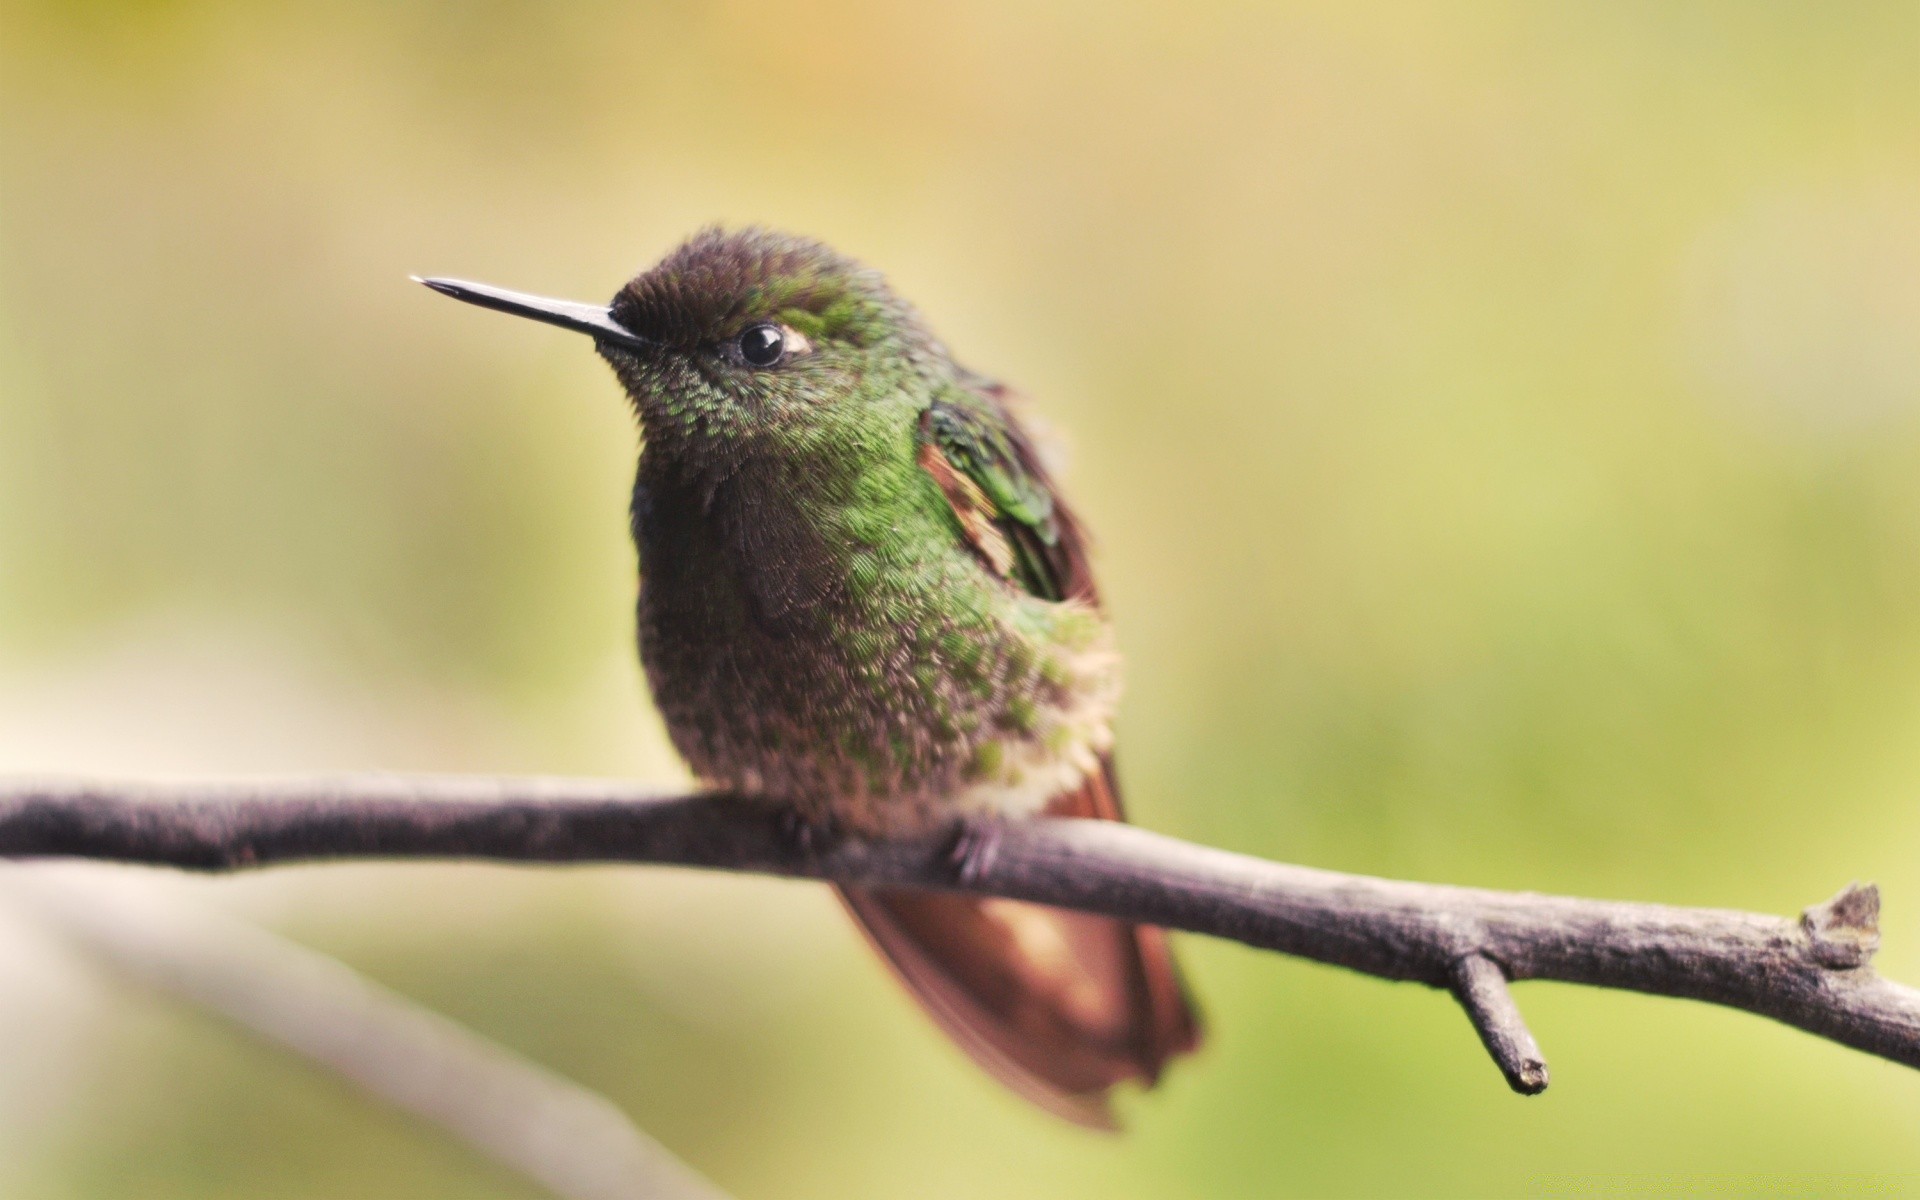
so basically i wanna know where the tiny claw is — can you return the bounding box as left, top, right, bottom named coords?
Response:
left=947, top=817, right=1004, bottom=887
left=776, top=808, right=842, bottom=861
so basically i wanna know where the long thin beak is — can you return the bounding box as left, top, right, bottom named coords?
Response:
left=411, top=276, right=651, bottom=352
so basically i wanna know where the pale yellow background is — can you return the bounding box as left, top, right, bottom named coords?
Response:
left=2, top=2, right=1919, bottom=1196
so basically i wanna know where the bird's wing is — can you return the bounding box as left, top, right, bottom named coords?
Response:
left=917, top=379, right=1096, bottom=605
left=838, top=377, right=1200, bottom=1128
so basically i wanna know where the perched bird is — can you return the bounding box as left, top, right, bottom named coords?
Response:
left=416, top=228, right=1200, bottom=1127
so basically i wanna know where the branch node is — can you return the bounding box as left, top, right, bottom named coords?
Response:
left=1802, top=882, right=1881, bottom=970
left=1449, top=954, right=1549, bottom=1095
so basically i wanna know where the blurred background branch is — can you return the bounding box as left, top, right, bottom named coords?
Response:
left=5, top=868, right=732, bottom=1200
left=1, top=774, right=1912, bottom=1097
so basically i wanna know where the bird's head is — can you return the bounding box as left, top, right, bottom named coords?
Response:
left=419, top=227, right=940, bottom=462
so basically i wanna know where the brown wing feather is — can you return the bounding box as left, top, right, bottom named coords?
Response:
left=1047, top=758, right=1202, bottom=1067
left=839, top=760, right=1201, bottom=1128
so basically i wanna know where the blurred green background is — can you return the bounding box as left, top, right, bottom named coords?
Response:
left=2, top=1, right=1920, bottom=1196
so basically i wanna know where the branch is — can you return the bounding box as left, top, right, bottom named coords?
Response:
left=0, top=773, right=1914, bottom=1094
left=7, top=868, right=731, bottom=1200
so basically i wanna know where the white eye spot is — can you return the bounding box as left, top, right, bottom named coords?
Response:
left=780, top=325, right=813, bottom=356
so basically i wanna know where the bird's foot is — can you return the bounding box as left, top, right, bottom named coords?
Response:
left=776, top=808, right=843, bottom=862
left=947, top=816, right=1005, bottom=888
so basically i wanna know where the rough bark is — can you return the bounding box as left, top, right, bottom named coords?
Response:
left=0, top=774, right=1911, bottom=1092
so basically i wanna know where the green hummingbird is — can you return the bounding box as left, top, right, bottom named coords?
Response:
left=416, top=228, right=1200, bottom=1127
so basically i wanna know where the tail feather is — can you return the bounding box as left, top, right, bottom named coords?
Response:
left=839, top=760, right=1200, bottom=1128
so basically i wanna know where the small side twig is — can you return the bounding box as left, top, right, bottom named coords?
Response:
left=1449, top=954, right=1548, bottom=1094
left=0, top=774, right=1917, bottom=1096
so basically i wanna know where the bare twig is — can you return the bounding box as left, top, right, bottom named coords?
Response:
left=0, top=773, right=1915, bottom=1094
left=1449, top=954, right=1548, bottom=1094
left=6, top=868, right=731, bottom=1200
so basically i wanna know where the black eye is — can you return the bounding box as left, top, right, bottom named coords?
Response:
left=737, top=323, right=785, bottom=367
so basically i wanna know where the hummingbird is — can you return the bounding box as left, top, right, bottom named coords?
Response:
left=416, top=228, right=1200, bottom=1127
